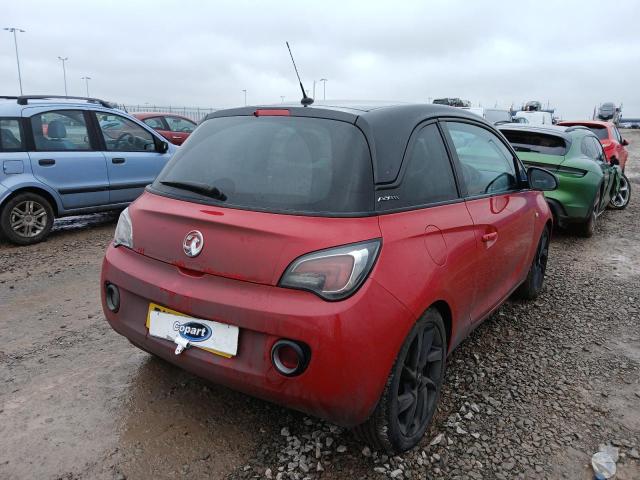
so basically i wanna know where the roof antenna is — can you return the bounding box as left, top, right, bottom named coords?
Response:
left=286, top=41, right=313, bottom=107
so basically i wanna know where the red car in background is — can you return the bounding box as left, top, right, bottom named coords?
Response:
left=132, top=113, right=197, bottom=145
left=558, top=120, right=630, bottom=171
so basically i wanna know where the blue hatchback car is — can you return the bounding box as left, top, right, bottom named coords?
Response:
left=0, top=96, right=177, bottom=244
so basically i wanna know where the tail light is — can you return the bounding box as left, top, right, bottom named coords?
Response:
left=278, top=239, right=381, bottom=301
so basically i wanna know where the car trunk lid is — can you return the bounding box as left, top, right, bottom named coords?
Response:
left=129, top=192, right=381, bottom=286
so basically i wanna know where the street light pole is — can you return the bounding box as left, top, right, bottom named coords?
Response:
left=58, top=56, right=69, bottom=96
left=3, top=27, right=25, bottom=95
left=313, top=80, right=316, bottom=99
left=81, top=76, right=91, bottom=97
left=242, top=89, right=247, bottom=106
left=319, top=78, right=328, bottom=100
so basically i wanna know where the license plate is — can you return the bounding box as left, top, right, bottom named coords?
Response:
left=146, top=303, right=239, bottom=358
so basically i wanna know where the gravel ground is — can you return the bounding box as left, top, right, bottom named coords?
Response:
left=1, top=131, right=639, bottom=480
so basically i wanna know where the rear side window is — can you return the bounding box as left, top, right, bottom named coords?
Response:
left=500, top=130, right=568, bottom=155
left=154, top=116, right=374, bottom=215
left=166, top=116, right=196, bottom=133
left=0, top=119, right=24, bottom=151
left=447, top=122, right=518, bottom=196
left=582, top=136, right=605, bottom=162
left=31, top=110, right=91, bottom=151
left=395, top=124, right=458, bottom=207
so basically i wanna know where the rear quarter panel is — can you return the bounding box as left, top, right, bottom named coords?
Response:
left=374, top=202, right=478, bottom=351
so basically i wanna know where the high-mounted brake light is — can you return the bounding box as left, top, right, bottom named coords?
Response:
left=254, top=109, right=290, bottom=117
left=279, top=239, right=381, bottom=301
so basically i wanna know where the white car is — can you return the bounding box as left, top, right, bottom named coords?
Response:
left=515, top=110, right=553, bottom=125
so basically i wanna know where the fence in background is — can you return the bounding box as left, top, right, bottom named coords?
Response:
left=120, top=105, right=219, bottom=122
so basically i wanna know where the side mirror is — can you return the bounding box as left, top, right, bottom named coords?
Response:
left=157, top=140, right=169, bottom=153
left=622, top=138, right=629, bottom=146
left=527, top=166, right=557, bottom=191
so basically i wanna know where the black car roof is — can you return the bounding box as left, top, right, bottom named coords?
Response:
left=205, top=102, right=490, bottom=184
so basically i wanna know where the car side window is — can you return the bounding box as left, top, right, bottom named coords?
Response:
left=581, top=136, right=604, bottom=162
left=591, top=137, right=606, bottom=162
left=143, top=117, right=166, bottom=130
left=165, top=116, right=196, bottom=133
left=613, top=127, right=622, bottom=143
left=96, top=112, right=156, bottom=152
left=396, top=124, right=458, bottom=207
left=446, top=122, right=517, bottom=196
left=31, top=110, right=91, bottom=151
left=0, top=119, right=25, bottom=151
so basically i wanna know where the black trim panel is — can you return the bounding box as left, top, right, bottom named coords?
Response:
left=59, top=185, right=109, bottom=194
left=58, top=182, right=149, bottom=195
left=109, top=182, right=150, bottom=191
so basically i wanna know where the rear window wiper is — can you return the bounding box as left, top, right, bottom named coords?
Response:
left=160, top=180, right=227, bottom=201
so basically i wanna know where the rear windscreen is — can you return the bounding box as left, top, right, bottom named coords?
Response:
left=153, top=116, right=374, bottom=215
left=587, top=126, right=609, bottom=140
left=500, top=130, right=568, bottom=156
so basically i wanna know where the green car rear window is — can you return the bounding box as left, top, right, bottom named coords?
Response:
left=501, top=130, right=568, bottom=156
left=153, top=116, right=374, bottom=216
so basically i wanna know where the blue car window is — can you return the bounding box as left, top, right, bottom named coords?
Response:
left=0, top=119, right=24, bottom=151
left=96, top=112, right=156, bottom=152
left=31, top=110, right=91, bottom=151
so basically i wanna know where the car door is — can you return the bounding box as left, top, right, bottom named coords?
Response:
left=25, top=108, right=109, bottom=210
left=164, top=116, right=196, bottom=145
left=94, top=111, right=173, bottom=204
left=442, top=120, right=537, bottom=322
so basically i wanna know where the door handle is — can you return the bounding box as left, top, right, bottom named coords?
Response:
left=38, top=159, right=55, bottom=166
left=481, top=232, right=498, bottom=242
left=112, top=158, right=126, bottom=164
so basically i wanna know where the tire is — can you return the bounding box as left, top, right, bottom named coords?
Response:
left=0, top=192, right=54, bottom=245
left=353, top=309, right=447, bottom=453
left=575, top=190, right=600, bottom=238
left=513, top=226, right=550, bottom=300
left=609, top=174, right=631, bottom=210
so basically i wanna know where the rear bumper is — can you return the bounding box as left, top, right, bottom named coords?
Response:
left=101, top=245, right=413, bottom=427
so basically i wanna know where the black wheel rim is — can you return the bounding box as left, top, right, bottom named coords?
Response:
left=531, top=229, right=549, bottom=290
left=396, top=323, right=444, bottom=437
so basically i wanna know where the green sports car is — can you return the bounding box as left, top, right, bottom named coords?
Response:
left=499, top=125, right=626, bottom=237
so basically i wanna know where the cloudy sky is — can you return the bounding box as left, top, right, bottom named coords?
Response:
left=2, top=0, right=639, bottom=119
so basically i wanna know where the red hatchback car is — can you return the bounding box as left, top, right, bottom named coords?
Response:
left=558, top=120, right=630, bottom=171
left=132, top=112, right=197, bottom=145
left=101, top=103, right=556, bottom=452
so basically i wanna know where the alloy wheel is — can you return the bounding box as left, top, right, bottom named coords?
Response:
left=611, top=175, right=630, bottom=208
left=531, top=229, right=549, bottom=290
left=396, top=323, right=444, bottom=437
left=10, top=200, right=48, bottom=238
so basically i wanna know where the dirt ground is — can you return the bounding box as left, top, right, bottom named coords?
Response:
left=1, top=131, right=639, bottom=480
